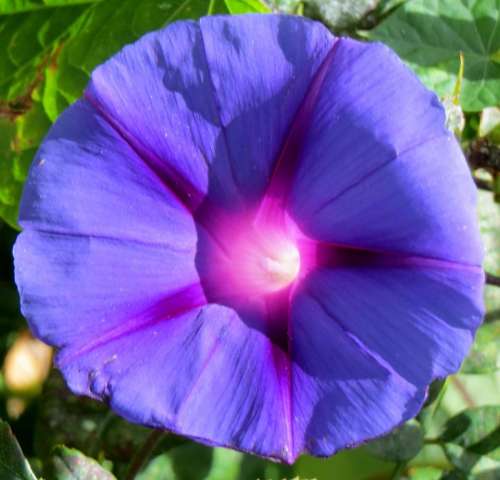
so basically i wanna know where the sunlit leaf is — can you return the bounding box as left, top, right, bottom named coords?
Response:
left=0, top=0, right=229, bottom=227
left=224, top=0, right=270, bottom=13
left=369, top=0, right=500, bottom=111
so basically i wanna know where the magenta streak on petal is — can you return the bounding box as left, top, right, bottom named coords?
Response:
left=236, top=42, right=339, bottom=459
left=256, top=39, right=339, bottom=224
left=267, top=288, right=294, bottom=462
left=315, top=241, right=484, bottom=272
left=57, top=283, right=207, bottom=368
left=83, top=92, right=205, bottom=214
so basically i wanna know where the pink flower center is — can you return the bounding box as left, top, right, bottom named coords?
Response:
left=229, top=224, right=301, bottom=294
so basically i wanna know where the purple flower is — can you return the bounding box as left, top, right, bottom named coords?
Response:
left=14, top=14, right=484, bottom=463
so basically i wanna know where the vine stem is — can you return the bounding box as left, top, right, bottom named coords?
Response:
left=486, top=272, right=500, bottom=287
left=451, top=376, right=475, bottom=408
left=125, top=429, right=165, bottom=480
left=390, top=461, right=407, bottom=480
left=87, top=410, right=115, bottom=458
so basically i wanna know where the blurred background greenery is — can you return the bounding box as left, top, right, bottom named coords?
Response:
left=0, top=0, right=499, bottom=479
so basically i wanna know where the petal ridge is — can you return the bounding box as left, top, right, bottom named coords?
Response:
left=83, top=91, right=204, bottom=213
left=310, top=133, right=450, bottom=217
left=57, top=282, right=206, bottom=367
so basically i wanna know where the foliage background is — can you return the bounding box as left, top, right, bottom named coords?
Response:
left=0, top=0, right=499, bottom=479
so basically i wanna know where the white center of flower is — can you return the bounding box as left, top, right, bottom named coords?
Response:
left=257, top=242, right=300, bottom=291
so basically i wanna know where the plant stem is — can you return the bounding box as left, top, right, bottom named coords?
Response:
left=87, top=410, right=115, bottom=458
left=486, top=272, right=500, bottom=287
left=390, top=461, right=407, bottom=480
left=125, top=429, right=165, bottom=480
left=451, top=376, right=475, bottom=408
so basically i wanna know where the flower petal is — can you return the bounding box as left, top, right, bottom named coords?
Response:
left=198, top=14, right=334, bottom=204
left=19, top=100, right=195, bottom=250
left=14, top=230, right=201, bottom=349
left=57, top=304, right=291, bottom=462
left=86, top=15, right=334, bottom=209
left=289, top=284, right=424, bottom=457
left=300, top=264, right=484, bottom=390
left=289, top=39, right=481, bottom=265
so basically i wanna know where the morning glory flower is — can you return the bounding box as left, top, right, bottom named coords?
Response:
left=14, top=14, right=484, bottom=463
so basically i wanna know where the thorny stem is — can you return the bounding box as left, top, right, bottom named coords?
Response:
left=125, top=429, right=165, bottom=480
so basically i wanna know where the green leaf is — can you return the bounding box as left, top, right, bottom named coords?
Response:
left=364, top=419, right=424, bottom=462
left=368, top=0, right=500, bottom=111
left=0, top=0, right=228, bottom=227
left=138, top=443, right=293, bottom=480
left=0, top=419, right=37, bottom=480
left=50, top=446, right=116, bottom=480
left=443, top=443, right=500, bottom=476
left=306, top=0, right=380, bottom=31
left=0, top=98, right=50, bottom=229
left=425, top=378, right=449, bottom=407
left=0, top=1, right=99, bottom=101
left=461, top=321, right=499, bottom=374
left=407, top=466, right=443, bottom=480
left=439, top=406, right=500, bottom=460
left=34, top=371, right=153, bottom=473
left=224, top=0, right=271, bottom=14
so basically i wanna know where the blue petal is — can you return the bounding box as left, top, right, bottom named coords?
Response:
left=86, top=15, right=334, bottom=210
left=289, top=39, right=481, bottom=265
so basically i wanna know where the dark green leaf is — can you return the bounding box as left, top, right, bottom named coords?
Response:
left=0, top=0, right=228, bottom=227
left=0, top=420, right=37, bottom=480
left=0, top=1, right=98, bottom=101
left=443, top=443, right=499, bottom=475
left=50, top=446, right=115, bottom=480
left=461, top=321, right=499, bottom=374
left=0, top=98, right=50, bottom=229
left=425, top=378, right=449, bottom=407
left=368, top=0, right=500, bottom=111
left=224, top=0, right=270, bottom=14
left=364, top=420, right=424, bottom=462
left=439, top=406, right=500, bottom=460
left=35, top=371, right=152, bottom=471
